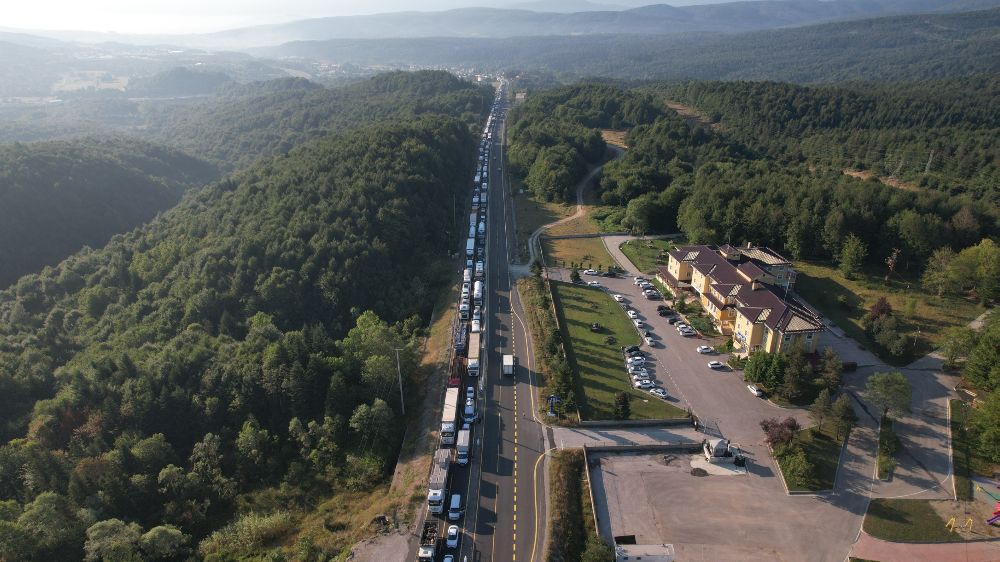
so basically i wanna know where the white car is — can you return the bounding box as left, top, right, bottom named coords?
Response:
left=696, top=345, right=714, bottom=354
left=583, top=269, right=597, bottom=275
left=587, top=281, right=602, bottom=288
left=679, top=329, right=696, bottom=337
left=633, top=277, right=646, bottom=285
left=628, top=367, right=649, bottom=377
left=446, top=525, right=459, bottom=548
left=613, top=294, right=625, bottom=302
left=707, top=361, right=725, bottom=369
left=633, top=379, right=654, bottom=389
left=634, top=319, right=643, bottom=328
left=649, top=387, right=668, bottom=399
left=748, top=384, right=764, bottom=397
left=632, top=373, right=652, bottom=382
left=626, top=356, right=645, bottom=365
left=627, top=310, right=638, bottom=319
left=645, top=336, right=655, bottom=346
left=466, top=386, right=475, bottom=400
left=675, top=323, right=690, bottom=331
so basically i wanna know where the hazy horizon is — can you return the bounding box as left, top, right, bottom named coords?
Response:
left=0, top=0, right=688, bottom=35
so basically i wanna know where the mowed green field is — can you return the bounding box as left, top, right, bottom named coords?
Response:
left=550, top=281, right=687, bottom=420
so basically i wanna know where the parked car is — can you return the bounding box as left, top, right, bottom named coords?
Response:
left=707, top=361, right=725, bottom=369
left=613, top=294, right=625, bottom=302
left=667, top=317, right=680, bottom=324
left=627, top=366, right=648, bottom=376
left=626, top=356, right=645, bottom=365
left=675, top=323, right=690, bottom=331
left=633, top=277, right=646, bottom=285
left=446, top=525, right=459, bottom=548
left=645, top=292, right=661, bottom=300
left=748, top=384, right=764, bottom=397
left=633, top=319, right=643, bottom=328
left=657, top=309, right=671, bottom=317
left=587, top=281, right=602, bottom=288
left=645, top=336, right=655, bottom=346
left=623, top=345, right=640, bottom=353
left=627, top=310, right=638, bottom=319
left=656, top=304, right=669, bottom=311
left=679, top=328, right=696, bottom=337
left=649, top=388, right=668, bottom=399
left=696, top=345, right=714, bottom=354
left=583, top=269, right=597, bottom=275
left=633, top=379, right=654, bottom=389
left=632, top=373, right=652, bottom=382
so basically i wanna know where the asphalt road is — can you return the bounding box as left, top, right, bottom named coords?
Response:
left=447, top=91, right=547, bottom=562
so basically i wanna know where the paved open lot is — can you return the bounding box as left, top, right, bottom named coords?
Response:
left=589, top=451, right=867, bottom=562
left=556, top=268, right=811, bottom=445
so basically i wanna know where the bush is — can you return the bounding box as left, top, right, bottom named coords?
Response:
left=198, top=512, right=293, bottom=558
left=777, top=446, right=814, bottom=489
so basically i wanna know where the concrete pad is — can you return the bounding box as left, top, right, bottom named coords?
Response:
left=689, top=456, right=747, bottom=476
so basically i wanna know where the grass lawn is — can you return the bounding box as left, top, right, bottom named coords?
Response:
left=512, top=185, right=574, bottom=261
left=542, top=237, right=616, bottom=271
left=550, top=281, right=687, bottom=420
left=794, top=261, right=983, bottom=364
left=863, top=499, right=954, bottom=542
left=618, top=238, right=677, bottom=274
left=877, top=419, right=898, bottom=480
left=779, top=424, right=845, bottom=491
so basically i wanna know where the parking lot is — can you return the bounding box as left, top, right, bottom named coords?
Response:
left=588, top=450, right=863, bottom=561
left=558, top=268, right=814, bottom=443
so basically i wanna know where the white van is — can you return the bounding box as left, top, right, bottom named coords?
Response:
left=448, top=494, right=463, bottom=521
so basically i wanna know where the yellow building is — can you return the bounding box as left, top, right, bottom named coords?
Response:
left=657, top=243, right=822, bottom=353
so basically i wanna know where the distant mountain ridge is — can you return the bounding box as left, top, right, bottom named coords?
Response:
left=257, top=8, right=1000, bottom=83
left=2, top=0, right=999, bottom=49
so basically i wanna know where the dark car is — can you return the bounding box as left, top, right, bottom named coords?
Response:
left=667, top=317, right=680, bottom=325
left=656, top=305, right=670, bottom=311
left=623, top=345, right=640, bottom=354
left=603, top=271, right=617, bottom=278
left=657, top=309, right=671, bottom=317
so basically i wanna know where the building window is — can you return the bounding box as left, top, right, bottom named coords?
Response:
left=806, top=334, right=813, bottom=340
left=783, top=334, right=790, bottom=342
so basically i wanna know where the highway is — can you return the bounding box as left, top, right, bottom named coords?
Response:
left=459, top=84, right=547, bottom=562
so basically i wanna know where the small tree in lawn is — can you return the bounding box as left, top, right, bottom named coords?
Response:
left=810, top=388, right=832, bottom=432
left=865, top=371, right=912, bottom=421
left=613, top=392, right=631, bottom=420
left=819, top=347, right=842, bottom=390
left=839, top=233, right=867, bottom=280
left=760, top=417, right=800, bottom=453
left=570, top=268, right=582, bottom=284
left=780, top=446, right=815, bottom=489
left=832, top=395, right=858, bottom=440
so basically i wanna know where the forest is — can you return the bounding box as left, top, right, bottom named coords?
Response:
left=0, top=111, right=479, bottom=560
left=506, top=84, right=664, bottom=202
left=263, top=7, right=1000, bottom=84
left=0, top=138, right=219, bottom=287
left=661, top=77, right=1000, bottom=203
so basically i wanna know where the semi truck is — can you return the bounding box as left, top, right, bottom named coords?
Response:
left=473, top=280, right=484, bottom=306
left=456, top=429, right=471, bottom=465
left=427, top=449, right=451, bottom=514
left=503, top=354, right=515, bottom=376
left=469, top=212, right=478, bottom=228
left=467, top=332, right=481, bottom=376
left=453, top=323, right=467, bottom=352
left=440, top=387, right=459, bottom=446
left=416, top=521, right=438, bottom=561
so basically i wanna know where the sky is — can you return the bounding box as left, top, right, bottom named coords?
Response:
left=2, top=0, right=529, bottom=34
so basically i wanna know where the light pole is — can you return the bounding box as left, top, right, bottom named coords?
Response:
left=394, top=348, right=405, bottom=416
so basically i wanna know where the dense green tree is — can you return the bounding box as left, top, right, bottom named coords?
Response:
left=832, top=395, right=858, bottom=440
left=839, top=234, right=868, bottom=280
left=866, top=372, right=913, bottom=419
left=613, top=392, right=632, bottom=421
left=810, top=389, right=833, bottom=431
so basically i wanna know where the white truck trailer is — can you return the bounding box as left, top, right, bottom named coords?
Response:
left=440, top=387, right=459, bottom=446
left=503, top=354, right=515, bottom=376
left=467, top=332, right=481, bottom=376
left=456, top=429, right=471, bottom=465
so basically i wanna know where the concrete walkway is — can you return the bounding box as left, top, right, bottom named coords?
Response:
left=850, top=531, right=1000, bottom=562
left=551, top=425, right=702, bottom=449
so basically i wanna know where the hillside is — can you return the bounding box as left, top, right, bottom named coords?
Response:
left=662, top=77, right=1000, bottom=203
left=195, top=0, right=999, bottom=47
left=0, top=114, right=477, bottom=560
left=0, top=138, right=218, bottom=287
left=262, top=8, right=1000, bottom=83
left=140, top=70, right=492, bottom=171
